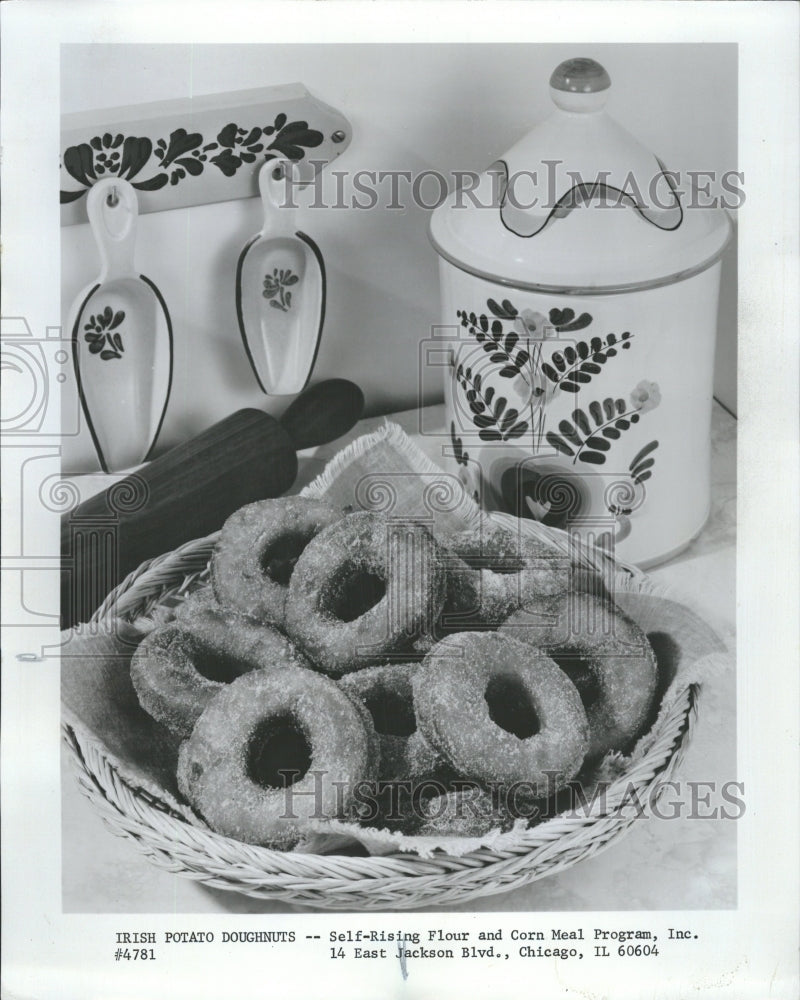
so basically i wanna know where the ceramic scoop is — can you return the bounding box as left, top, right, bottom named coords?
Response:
left=236, top=158, right=325, bottom=395
left=69, top=177, right=173, bottom=473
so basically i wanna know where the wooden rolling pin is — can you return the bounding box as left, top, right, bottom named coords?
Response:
left=61, top=379, right=364, bottom=629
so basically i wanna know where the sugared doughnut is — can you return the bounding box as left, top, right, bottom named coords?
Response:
left=172, top=585, right=221, bottom=624
left=339, top=662, right=445, bottom=782
left=131, top=614, right=311, bottom=738
left=441, top=522, right=569, bottom=628
left=284, top=511, right=447, bottom=675
left=412, top=632, right=589, bottom=797
left=177, top=665, right=378, bottom=848
left=211, top=497, right=344, bottom=626
left=416, top=786, right=514, bottom=838
left=500, top=592, right=657, bottom=759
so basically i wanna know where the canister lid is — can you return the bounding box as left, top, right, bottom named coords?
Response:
left=430, top=58, right=731, bottom=293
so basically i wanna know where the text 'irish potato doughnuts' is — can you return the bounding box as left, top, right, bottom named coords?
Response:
left=284, top=511, right=447, bottom=675
left=130, top=611, right=312, bottom=738
left=177, top=666, right=379, bottom=849
left=500, top=592, right=657, bottom=760
left=412, top=632, right=589, bottom=797
left=442, top=522, right=569, bottom=628
left=211, top=497, right=344, bottom=625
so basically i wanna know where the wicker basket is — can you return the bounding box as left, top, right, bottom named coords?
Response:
left=63, top=530, right=699, bottom=911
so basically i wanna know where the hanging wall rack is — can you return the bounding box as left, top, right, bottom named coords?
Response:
left=60, top=83, right=352, bottom=226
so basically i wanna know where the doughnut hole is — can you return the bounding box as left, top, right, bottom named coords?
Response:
left=646, top=630, right=681, bottom=690
left=363, top=688, right=417, bottom=737
left=643, top=630, right=681, bottom=729
left=184, top=637, right=250, bottom=685
left=322, top=562, right=386, bottom=622
left=549, top=649, right=602, bottom=708
left=245, top=714, right=312, bottom=789
left=259, top=530, right=316, bottom=586
left=484, top=672, right=540, bottom=739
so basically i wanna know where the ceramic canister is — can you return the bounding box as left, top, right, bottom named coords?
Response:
left=429, top=58, right=732, bottom=568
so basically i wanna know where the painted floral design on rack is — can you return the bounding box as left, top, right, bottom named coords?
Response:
left=262, top=267, right=299, bottom=312
left=60, top=114, right=324, bottom=203
left=83, top=306, right=125, bottom=361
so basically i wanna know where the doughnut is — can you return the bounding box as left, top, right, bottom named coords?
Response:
left=441, top=522, right=569, bottom=628
left=338, top=660, right=454, bottom=832
left=130, top=615, right=311, bottom=738
left=339, top=662, right=446, bottom=782
left=500, top=592, right=657, bottom=759
left=177, top=665, right=378, bottom=848
left=211, top=497, right=344, bottom=626
left=284, top=511, right=447, bottom=675
left=416, top=786, right=514, bottom=838
left=412, top=632, right=589, bottom=797
left=173, top=585, right=222, bottom=624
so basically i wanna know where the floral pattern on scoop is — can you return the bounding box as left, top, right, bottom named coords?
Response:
left=263, top=268, right=299, bottom=312
left=83, top=306, right=125, bottom=361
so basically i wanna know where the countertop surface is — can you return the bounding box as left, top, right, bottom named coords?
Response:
left=61, top=401, right=737, bottom=914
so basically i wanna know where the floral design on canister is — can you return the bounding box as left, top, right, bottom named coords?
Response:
left=452, top=296, right=661, bottom=533
left=449, top=421, right=481, bottom=505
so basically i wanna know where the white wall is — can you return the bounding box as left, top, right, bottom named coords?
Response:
left=61, top=43, right=737, bottom=470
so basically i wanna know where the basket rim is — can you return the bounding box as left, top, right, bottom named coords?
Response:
left=63, top=681, right=696, bottom=895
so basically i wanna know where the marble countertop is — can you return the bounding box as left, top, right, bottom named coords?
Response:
left=61, top=401, right=737, bottom=914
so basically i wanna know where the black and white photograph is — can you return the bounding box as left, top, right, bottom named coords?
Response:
left=2, top=3, right=798, bottom=999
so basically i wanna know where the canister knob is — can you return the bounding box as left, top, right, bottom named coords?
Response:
left=549, top=58, right=611, bottom=112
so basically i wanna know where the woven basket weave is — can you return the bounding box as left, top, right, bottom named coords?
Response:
left=63, top=530, right=698, bottom=911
